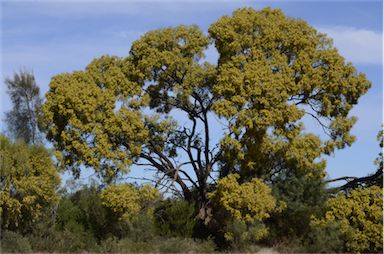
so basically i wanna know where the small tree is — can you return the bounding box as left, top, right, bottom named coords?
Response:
left=4, top=70, right=43, bottom=144
left=0, top=135, right=61, bottom=233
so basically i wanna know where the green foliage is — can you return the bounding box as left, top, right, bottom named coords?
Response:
left=154, top=199, right=197, bottom=238
left=122, top=213, right=158, bottom=241
left=27, top=224, right=99, bottom=253
left=0, top=135, right=60, bottom=232
left=305, top=221, right=345, bottom=253
left=311, top=186, right=383, bottom=253
left=56, top=197, right=84, bottom=230
left=4, top=70, right=43, bottom=144
left=0, top=230, right=32, bottom=253
left=222, top=220, right=270, bottom=251
left=267, top=175, right=328, bottom=239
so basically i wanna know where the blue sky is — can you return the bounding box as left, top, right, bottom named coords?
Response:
left=1, top=0, right=382, bottom=185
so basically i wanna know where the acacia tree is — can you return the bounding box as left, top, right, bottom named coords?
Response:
left=43, top=8, right=370, bottom=217
left=0, top=135, right=60, bottom=233
left=4, top=70, right=43, bottom=144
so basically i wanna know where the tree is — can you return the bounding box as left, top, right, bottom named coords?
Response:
left=0, top=135, right=61, bottom=233
left=4, top=70, right=43, bottom=144
left=42, top=7, right=370, bottom=220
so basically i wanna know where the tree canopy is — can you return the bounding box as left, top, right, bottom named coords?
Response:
left=0, top=135, right=60, bottom=232
left=4, top=70, right=43, bottom=144
left=42, top=7, right=370, bottom=221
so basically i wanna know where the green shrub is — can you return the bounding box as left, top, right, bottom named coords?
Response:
left=304, top=221, right=345, bottom=253
left=220, top=219, right=268, bottom=252
left=154, top=199, right=197, bottom=238
left=99, top=236, right=120, bottom=253
left=123, top=213, right=158, bottom=241
left=27, top=219, right=99, bottom=253
left=268, top=175, right=328, bottom=239
left=0, top=230, right=32, bottom=253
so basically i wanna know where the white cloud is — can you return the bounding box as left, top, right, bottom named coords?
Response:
left=317, top=26, right=382, bottom=65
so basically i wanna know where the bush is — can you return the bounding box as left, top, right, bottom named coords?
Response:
left=117, top=213, right=158, bottom=241
left=220, top=220, right=271, bottom=252
left=268, top=175, right=328, bottom=239
left=154, top=199, right=197, bottom=238
left=0, top=230, right=32, bottom=253
left=311, top=186, right=383, bottom=253
left=27, top=216, right=99, bottom=253
left=304, top=221, right=345, bottom=252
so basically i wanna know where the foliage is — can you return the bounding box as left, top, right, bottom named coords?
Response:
left=0, top=135, right=60, bottom=232
left=209, top=7, right=369, bottom=182
left=27, top=223, right=99, bottom=253
left=305, top=221, right=345, bottom=253
left=4, top=70, right=43, bottom=144
left=55, top=197, right=84, bottom=230
left=154, top=199, right=197, bottom=238
left=209, top=174, right=278, bottom=225
left=221, top=219, right=270, bottom=251
left=122, top=213, right=158, bottom=241
left=42, top=56, right=149, bottom=181
left=100, top=183, right=160, bottom=222
left=0, top=230, right=32, bottom=253
left=55, top=185, right=112, bottom=241
left=208, top=174, right=281, bottom=246
left=43, top=8, right=369, bottom=212
left=267, top=175, right=328, bottom=239
left=311, top=186, right=383, bottom=253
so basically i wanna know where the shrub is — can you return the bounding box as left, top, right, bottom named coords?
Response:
left=305, top=221, right=345, bottom=252
left=0, top=230, right=32, bottom=253
left=154, top=199, right=197, bottom=238
left=266, top=175, right=328, bottom=243
left=27, top=221, right=99, bottom=253
left=311, top=186, right=383, bottom=253
left=101, top=183, right=160, bottom=222
left=208, top=174, right=280, bottom=248
left=0, top=136, right=60, bottom=233
left=208, top=174, right=277, bottom=224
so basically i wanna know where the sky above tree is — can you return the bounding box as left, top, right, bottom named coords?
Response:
left=1, top=0, right=382, bottom=183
